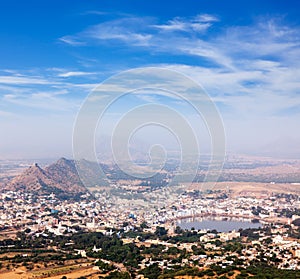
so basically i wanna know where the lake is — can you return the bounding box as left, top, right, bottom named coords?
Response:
left=177, top=217, right=262, bottom=232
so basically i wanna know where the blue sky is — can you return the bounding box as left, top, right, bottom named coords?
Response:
left=0, top=0, right=300, bottom=159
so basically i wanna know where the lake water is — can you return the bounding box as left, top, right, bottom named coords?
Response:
left=177, top=217, right=262, bottom=232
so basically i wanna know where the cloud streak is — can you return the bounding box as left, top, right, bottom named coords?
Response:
left=0, top=75, right=54, bottom=85
left=152, top=14, right=218, bottom=33
left=58, top=71, right=95, bottom=78
left=0, top=68, right=98, bottom=116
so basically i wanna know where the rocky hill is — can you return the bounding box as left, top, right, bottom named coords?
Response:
left=45, top=158, right=85, bottom=193
left=3, top=158, right=88, bottom=199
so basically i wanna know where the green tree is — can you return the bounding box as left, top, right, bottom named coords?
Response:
left=105, top=271, right=131, bottom=279
left=155, top=226, right=168, bottom=237
left=139, top=263, right=162, bottom=279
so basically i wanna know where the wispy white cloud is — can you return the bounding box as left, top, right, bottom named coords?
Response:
left=195, top=14, right=219, bottom=23
left=60, top=17, right=153, bottom=47
left=153, top=14, right=218, bottom=33
left=59, top=14, right=218, bottom=48
left=59, top=14, right=300, bottom=75
left=58, top=14, right=228, bottom=68
left=59, top=36, right=86, bottom=46
left=153, top=20, right=210, bottom=33
left=58, top=71, right=95, bottom=78
left=163, top=62, right=300, bottom=118
left=85, top=18, right=153, bottom=46
left=152, top=19, right=188, bottom=32
left=0, top=75, right=54, bottom=85
left=0, top=69, right=99, bottom=114
left=3, top=91, right=80, bottom=111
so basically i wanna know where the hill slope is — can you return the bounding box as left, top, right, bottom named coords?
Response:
left=4, top=158, right=87, bottom=198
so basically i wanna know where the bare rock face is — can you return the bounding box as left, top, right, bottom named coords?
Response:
left=5, top=163, right=55, bottom=192
left=45, top=157, right=86, bottom=193
left=4, top=158, right=88, bottom=198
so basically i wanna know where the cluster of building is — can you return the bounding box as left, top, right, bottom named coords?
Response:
left=0, top=189, right=300, bottom=235
left=0, top=188, right=300, bottom=270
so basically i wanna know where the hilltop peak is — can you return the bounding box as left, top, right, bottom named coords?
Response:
left=25, top=163, right=44, bottom=175
left=58, top=157, right=69, bottom=161
left=55, top=157, right=76, bottom=167
left=30, top=162, right=41, bottom=168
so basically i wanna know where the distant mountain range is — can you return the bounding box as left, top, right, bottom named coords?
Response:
left=3, top=158, right=96, bottom=199
left=3, top=155, right=300, bottom=199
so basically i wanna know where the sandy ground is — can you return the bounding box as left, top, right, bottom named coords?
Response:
left=0, top=265, right=101, bottom=279
left=190, top=181, right=300, bottom=196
